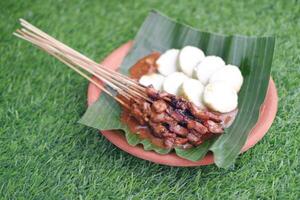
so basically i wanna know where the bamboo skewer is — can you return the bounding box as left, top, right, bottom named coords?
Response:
left=15, top=31, right=135, bottom=101
left=17, top=29, right=147, bottom=101
left=14, top=19, right=152, bottom=107
left=17, top=25, right=149, bottom=105
left=14, top=31, right=130, bottom=107
left=19, top=19, right=146, bottom=93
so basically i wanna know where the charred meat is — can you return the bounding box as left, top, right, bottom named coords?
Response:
left=126, top=86, right=226, bottom=149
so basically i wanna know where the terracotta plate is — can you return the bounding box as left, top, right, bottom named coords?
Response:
left=87, top=41, right=278, bottom=167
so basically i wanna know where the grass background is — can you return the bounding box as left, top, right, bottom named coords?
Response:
left=0, top=0, right=299, bottom=199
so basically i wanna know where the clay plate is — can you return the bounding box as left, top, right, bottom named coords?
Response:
left=87, top=41, right=278, bottom=167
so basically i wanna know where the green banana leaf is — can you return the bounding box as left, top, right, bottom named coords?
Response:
left=79, top=10, right=275, bottom=168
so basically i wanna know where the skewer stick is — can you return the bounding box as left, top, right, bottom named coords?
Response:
left=14, top=31, right=130, bottom=107
left=18, top=29, right=144, bottom=101
left=20, top=18, right=145, bottom=92
left=17, top=20, right=150, bottom=101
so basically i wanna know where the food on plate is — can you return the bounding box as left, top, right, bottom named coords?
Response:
left=126, top=50, right=241, bottom=149
left=139, top=73, right=165, bottom=90
left=14, top=18, right=275, bottom=166
left=16, top=28, right=243, bottom=149
left=195, top=56, right=225, bottom=85
left=130, top=47, right=244, bottom=148
left=209, top=64, right=244, bottom=92
left=162, top=72, right=188, bottom=95
left=203, top=82, right=238, bottom=113
left=178, top=46, right=205, bottom=76
left=123, top=86, right=224, bottom=149
left=156, top=49, right=180, bottom=76
left=136, top=47, right=243, bottom=115
left=179, top=78, right=205, bottom=108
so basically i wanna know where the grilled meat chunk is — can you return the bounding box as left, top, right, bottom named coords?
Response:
left=127, top=87, right=225, bottom=149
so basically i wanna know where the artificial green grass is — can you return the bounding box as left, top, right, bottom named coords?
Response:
left=0, top=0, right=299, bottom=199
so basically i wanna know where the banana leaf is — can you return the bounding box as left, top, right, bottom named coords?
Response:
left=79, top=10, right=275, bottom=168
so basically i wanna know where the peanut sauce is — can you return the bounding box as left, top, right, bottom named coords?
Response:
left=129, top=52, right=160, bottom=80
left=121, top=110, right=166, bottom=148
